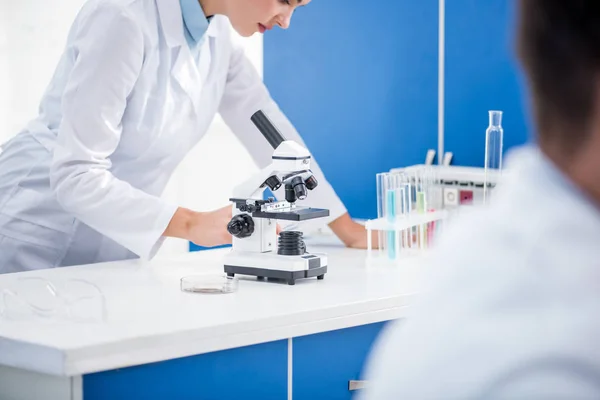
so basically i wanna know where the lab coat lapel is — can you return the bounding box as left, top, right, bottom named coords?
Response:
left=171, top=45, right=202, bottom=116
left=200, top=20, right=220, bottom=84
left=196, top=37, right=212, bottom=87
left=156, top=0, right=218, bottom=118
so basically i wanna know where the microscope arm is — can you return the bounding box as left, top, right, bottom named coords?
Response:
left=231, top=110, right=317, bottom=204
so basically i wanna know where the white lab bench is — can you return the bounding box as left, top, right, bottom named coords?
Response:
left=0, top=238, right=423, bottom=400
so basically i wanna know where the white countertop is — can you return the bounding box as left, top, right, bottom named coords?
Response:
left=0, top=238, right=423, bottom=377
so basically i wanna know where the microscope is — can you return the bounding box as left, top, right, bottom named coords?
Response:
left=223, top=110, right=329, bottom=285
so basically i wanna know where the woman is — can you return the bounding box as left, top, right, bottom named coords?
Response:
left=0, top=0, right=369, bottom=274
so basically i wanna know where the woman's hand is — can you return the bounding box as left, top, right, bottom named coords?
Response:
left=328, top=212, right=379, bottom=249
left=164, top=205, right=232, bottom=247
left=163, top=205, right=283, bottom=248
left=188, top=205, right=234, bottom=247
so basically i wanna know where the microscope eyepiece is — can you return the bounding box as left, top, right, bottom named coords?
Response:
left=285, top=176, right=307, bottom=202
left=304, top=175, right=318, bottom=190
left=294, top=183, right=307, bottom=201
left=285, top=185, right=297, bottom=203
left=251, top=110, right=286, bottom=150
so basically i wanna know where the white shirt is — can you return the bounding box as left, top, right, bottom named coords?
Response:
left=361, top=145, right=600, bottom=399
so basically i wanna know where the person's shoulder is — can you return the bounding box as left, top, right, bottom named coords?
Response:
left=404, top=199, right=539, bottom=329
left=76, top=0, right=149, bottom=25
left=424, top=147, right=544, bottom=283
left=92, top=0, right=148, bottom=12
left=69, top=0, right=153, bottom=43
left=428, top=204, right=523, bottom=277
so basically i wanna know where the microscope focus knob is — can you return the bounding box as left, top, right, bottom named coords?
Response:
left=305, top=175, right=318, bottom=190
left=264, top=175, right=282, bottom=191
left=227, top=214, right=255, bottom=239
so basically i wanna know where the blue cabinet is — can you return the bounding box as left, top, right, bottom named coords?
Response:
left=292, top=322, right=387, bottom=400
left=264, top=0, right=439, bottom=220
left=83, top=340, right=288, bottom=400
left=81, top=323, right=389, bottom=399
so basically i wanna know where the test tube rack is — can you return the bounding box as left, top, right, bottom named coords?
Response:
left=365, top=164, right=500, bottom=266
left=389, top=164, right=499, bottom=209
left=365, top=167, right=449, bottom=266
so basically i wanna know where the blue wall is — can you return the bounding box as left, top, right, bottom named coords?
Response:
left=444, top=0, right=532, bottom=167
left=264, top=0, right=439, bottom=220
left=264, top=0, right=529, bottom=220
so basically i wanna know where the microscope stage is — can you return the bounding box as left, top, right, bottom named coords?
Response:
left=252, top=207, right=329, bottom=221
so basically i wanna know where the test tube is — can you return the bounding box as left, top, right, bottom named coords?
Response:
left=392, top=172, right=402, bottom=253
left=426, top=168, right=434, bottom=246
left=416, top=170, right=427, bottom=249
left=426, top=167, right=438, bottom=245
left=399, top=184, right=408, bottom=251
left=401, top=175, right=412, bottom=250
left=484, top=110, right=504, bottom=204
left=408, top=171, right=418, bottom=249
left=386, top=183, right=397, bottom=260
left=376, top=173, right=385, bottom=258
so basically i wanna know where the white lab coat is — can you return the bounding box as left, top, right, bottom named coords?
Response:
left=0, top=0, right=346, bottom=274
left=361, top=146, right=600, bottom=399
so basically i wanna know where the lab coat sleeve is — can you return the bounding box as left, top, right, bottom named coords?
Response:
left=218, top=40, right=348, bottom=225
left=49, top=4, right=177, bottom=259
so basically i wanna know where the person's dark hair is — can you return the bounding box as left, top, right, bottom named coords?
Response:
left=517, top=0, right=600, bottom=155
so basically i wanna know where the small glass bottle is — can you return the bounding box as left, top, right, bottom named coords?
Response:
left=483, top=110, right=504, bottom=204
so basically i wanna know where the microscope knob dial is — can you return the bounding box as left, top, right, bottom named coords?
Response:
left=227, top=214, right=255, bottom=239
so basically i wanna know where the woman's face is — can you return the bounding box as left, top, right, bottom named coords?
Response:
left=225, top=0, right=310, bottom=37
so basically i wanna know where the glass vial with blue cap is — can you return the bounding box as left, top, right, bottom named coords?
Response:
left=483, top=110, right=504, bottom=203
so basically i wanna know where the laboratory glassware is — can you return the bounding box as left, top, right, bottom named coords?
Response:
left=0, top=277, right=106, bottom=322
left=484, top=110, right=504, bottom=203
left=180, top=274, right=239, bottom=294
left=369, top=167, right=446, bottom=265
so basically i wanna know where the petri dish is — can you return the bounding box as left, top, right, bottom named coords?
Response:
left=180, top=274, right=239, bottom=294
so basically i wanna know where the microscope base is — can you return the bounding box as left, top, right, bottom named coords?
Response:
left=223, top=251, right=328, bottom=286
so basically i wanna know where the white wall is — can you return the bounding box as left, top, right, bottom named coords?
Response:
left=0, top=1, right=8, bottom=143
left=1, top=0, right=262, bottom=255
left=1, top=0, right=86, bottom=138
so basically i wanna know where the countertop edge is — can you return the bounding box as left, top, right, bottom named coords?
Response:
left=60, top=305, right=409, bottom=377
left=0, top=336, right=66, bottom=376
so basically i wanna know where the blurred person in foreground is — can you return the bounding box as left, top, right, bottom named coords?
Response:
left=360, top=1, right=600, bottom=398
